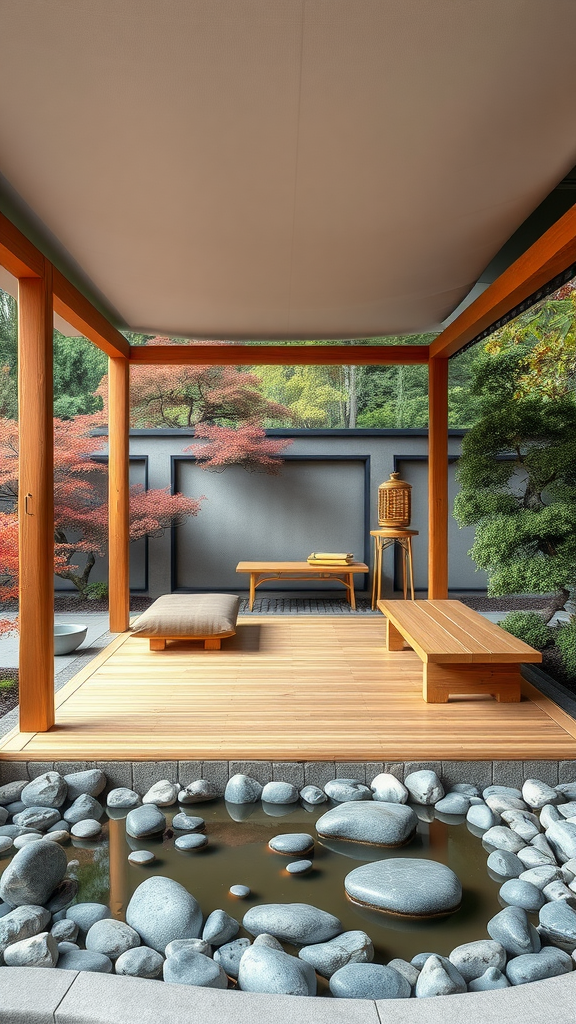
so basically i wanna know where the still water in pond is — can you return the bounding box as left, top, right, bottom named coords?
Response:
left=71, top=798, right=509, bottom=986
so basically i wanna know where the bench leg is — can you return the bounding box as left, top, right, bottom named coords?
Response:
left=249, top=574, right=256, bottom=611
left=204, top=638, right=221, bottom=650
left=149, top=638, right=166, bottom=651
left=423, top=663, right=522, bottom=703
left=385, top=619, right=405, bottom=652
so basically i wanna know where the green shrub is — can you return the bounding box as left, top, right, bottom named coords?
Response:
left=84, top=581, right=108, bottom=601
left=555, top=616, right=576, bottom=677
left=499, top=611, right=553, bottom=650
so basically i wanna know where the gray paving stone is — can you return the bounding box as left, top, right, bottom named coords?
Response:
left=54, top=762, right=96, bottom=778
left=96, top=762, right=132, bottom=791
left=201, top=762, right=229, bottom=793
left=132, top=762, right=178, bottom=794
left=364, top=763, right=385, bottom=783
left=27, top=763, right=55, bottom=780
left=177, top=762, right=203, bottom=786
left=0, top=965, right=78, bottom=1023
left=335, top=763, right=367, bottom=783
left=304, top=762, right=337, bottom=788
left=521, top=761, right=559, bottom=787
left=272, top=762, right=305, bottom=788
left=54, top=971, right=381, bottom=1023
left=0, top=762, right=30, bottom=784
left=404, top=761, right=442, bottom=780
left=229, top=761, right=272, bottom=785
left=492, top=761, right=524, bottom=788
left=441, top=761, right=492, bottom=790
left=383, top=763, right=405, bottom=781
left=558, top=761, right=576, bottom=785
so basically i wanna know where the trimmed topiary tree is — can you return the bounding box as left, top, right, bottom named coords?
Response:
left=499, top=611, right=554, bottom=650
left=556, top=617, right=576, bottom=678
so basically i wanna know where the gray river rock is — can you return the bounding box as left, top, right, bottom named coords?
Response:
left=0, top=781, right=27, bottom=805
left=243, top=903, right=342, bottom=944
left=12, top=807, right=61, bottom=831
left=386, top=958, right=420, bottom=987
left=178, top=779, right=220, bottom=804
left=404, top=770, right=444, bottom=805
left=46, top=878, right=78, bottom=914
left=66, top=903, right=112, bottom=941
left=51, top=919, right=78, bottom=942
left=519, top=865, right=561, bottom=890
left=506, top=946, right=573, bottom=985
left=541, top=804, right=562, bottom=830
left=3, top=930, right=58, bottom=968
left=467, top=803, right=497, bottom=831
left=323, top=779, right=372, bottom=802
left=517, top=845, right=556, bottom=869
left=175, top=833, right=208, bottom=851
left=546, top=820, right=576, bottom=863
left=202, top=909, right=239, bottom=946
left=538, top=901, right=576, bottom=950
left=316, top=801, right=417, bottom=846
left=345, top=858, right=462, bottom=917
left=163, top=949, right=228, bottom=988
left=63, top=794, right=104, bottom=824
left=499, top=878, right=546, bottom=912
left=370, top=773, right=409, bottom=804
left=253, top=933, right=283, bottom=950
left=286, top=859, right=312, bottom=875
left=115, top=945, right=164, bottom=979
left=0, top=906, right=51, bottom=954
left=0, top=839, right=67, bottom=906
left=330, top=962, right=411, bottom=999
left=298, top=930, right=373, bottom=978
left=21, top=772, right=67, bottom=809
left=434, top=792, right=470, bottom=815
left=522, top=779, right=560, bottom=808
left=125, top=804, right=166, bottom=839
left=171, top=812, right=204, bottom=832
left=57, top=949, right=113, bottom=973
left=0, top=836, right=12, bottom=853
left=214, top=937, right=251, bottom=978
left=238, top=944, right=317, bottom=996
left=166, top=937, right=212, bottom=957
left=106, top=788, right=140, bottom=810
left=448, top=939, right=506, bottom=982
left=224, top=774, right=263, bottom=804
left=269, top=833, right=314, bottom=855
left=299, top=786, right=327, bottom=805
left=71, top=819, right=102, bottom=839
left=86, top=918, right=141, bottom=960
left=142, top=780, right=179, bottom=807
left=487, top=906, right=541, bottom=956
left=128, top=850, right=155, bottom=866
left=542, top=879, right=576, bottom=902
left=468, top=966, right=510, bottom=991
left=415, top=954, right=466, bottom=997
left=261, top=781, right=299, bottom=804
left=63, top=769, right=106, bottom=801
left=126, top=876, right=202, bottom=953
left=482, top=825, right=526, bottom=854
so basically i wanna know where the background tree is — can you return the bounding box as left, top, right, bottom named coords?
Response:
left=453, top=336, right=576, bottom=623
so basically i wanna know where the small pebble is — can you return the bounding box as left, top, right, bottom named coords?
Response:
left=229, top=884, right=250, bottom=898
left=286, top=860, right=312, bottom=875
left=174, top=833, right=208, bottom=851
left=171, top=812, right=205, bottom=832
left=128, top=850, right=155, bottom=866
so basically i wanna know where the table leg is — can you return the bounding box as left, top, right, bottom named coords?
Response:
left=249, top=573, right=256, bottom=611
left=401, top=541, right=408, bottom=600
left=407, top=537, right=415, bottom=600
left=371, top=537, right=378, bottom=610
left=376, top=539, right=383, bottom=607
left=347, top=573, right=356, bottom=610
left=385, top=619, right=405, bottom=651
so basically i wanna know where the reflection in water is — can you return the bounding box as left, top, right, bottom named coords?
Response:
left=69, top=798, right=516, bottom=974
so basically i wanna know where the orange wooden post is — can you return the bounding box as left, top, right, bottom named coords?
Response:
left=18, top=265, right=55, bottom=732
left=108, top=357, right=130, bottom=632
left=428, top=356, right=449, bottom=598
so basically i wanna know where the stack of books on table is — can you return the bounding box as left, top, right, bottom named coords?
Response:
left=307, top=552, right=354, bottom=566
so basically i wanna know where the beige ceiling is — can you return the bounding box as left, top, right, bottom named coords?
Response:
left=1, top=0, right=576, bottom=340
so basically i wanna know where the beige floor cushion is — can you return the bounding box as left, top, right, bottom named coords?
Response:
left=131, top=593, right=240, bottom=650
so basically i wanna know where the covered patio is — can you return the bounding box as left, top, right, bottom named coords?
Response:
left=1, top=1, right=576, bottom=759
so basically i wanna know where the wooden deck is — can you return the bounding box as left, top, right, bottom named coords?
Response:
left=1, top=616, right=575, bottom=761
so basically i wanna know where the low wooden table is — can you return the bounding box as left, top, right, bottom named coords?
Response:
left=236, top=560, right=369, bottom=611
left=377, top=598, right=542, bottom=703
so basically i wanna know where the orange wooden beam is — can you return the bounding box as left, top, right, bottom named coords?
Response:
left=431, top=202, right=576, bottom=359
left=18, top=264, right=55, bottom=731
left=52, top=269, right=129, bottom=358
left=129, top=344, right=430, bottom=366
left=108, top=357, right=130, bottom=633
left=428, top=357, right=449, bottom=599
left=0, top=210, right=43, bottom=278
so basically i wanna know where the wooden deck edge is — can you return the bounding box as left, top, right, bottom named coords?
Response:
left=521, top=676, right=576, bottom=743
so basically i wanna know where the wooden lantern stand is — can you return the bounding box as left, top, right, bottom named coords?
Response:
left=370, top=527, right=418, bottom=608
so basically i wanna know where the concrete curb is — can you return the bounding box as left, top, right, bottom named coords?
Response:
left=0, top=967, right=575, bottom=1024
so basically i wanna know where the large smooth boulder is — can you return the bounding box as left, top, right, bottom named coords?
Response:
left=106, top=788, right=140, bottom=810
left=238, top=944, right=316, bottom=996
left=126, top=876, right=202, bottom=953
left=261, top=782, right=299, bottom=805
left=487, top=906, right=541, bottom=957
left=125, top=804, right=166, bottom=839
left=404, top=770, right=444, bottom=805
left=224, top=774, right=262, bottom=804
left=345, top=858, right=462, bottom=918
left=0, top=839, right=67, bottom=906
left=21, top=772, right=67, bottom=809
left=505, top=946, right=573, bottom=985
left=298, top=930, right=373, bottom=978
left=63, top=769, right=106, bottom=801
left=163, top=949, right=227, bottom=988
left=370, top=773, right=409, bottom=804
left=142, top=780, right=179, bottom=807
left=316, top=801, right=417, bottom=847
left=0, top=905, right=50, bottom=954
left=330, top=962, right=411, bottom=999
left=499, top=878, right=545, bottom=912
left=243, top=903, right=342, bottom=945
left=448, top=939, right=506, bottom=982
left=86, top=918, right=141, bottom=960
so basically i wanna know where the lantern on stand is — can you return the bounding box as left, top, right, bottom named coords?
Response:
left=377, top=471, right=412, bottom=529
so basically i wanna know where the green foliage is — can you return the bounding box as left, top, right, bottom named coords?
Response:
left=555, top=616, right=576, bottom=677
left=84, top=581, right=109, bottom=600
left=53, top=333, right=107, bottom=418
left=0, top=678, right=16, bottom=694
left=500, top=611, right=553, bottom=650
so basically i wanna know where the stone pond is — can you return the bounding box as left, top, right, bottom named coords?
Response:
left=1, top=768, right=576, bottom=998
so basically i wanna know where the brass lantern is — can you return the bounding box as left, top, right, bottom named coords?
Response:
left=378, top=471, right=412, bottom=528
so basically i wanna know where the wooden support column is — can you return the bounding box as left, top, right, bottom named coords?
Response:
left=108, top=357, right=130, bottom=632
left=18, top=265, right=54, bottom=732
left=428, top=357, right=449, bottom=598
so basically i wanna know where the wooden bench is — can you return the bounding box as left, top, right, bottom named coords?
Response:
left=377, top=599, right=542, bottom=703
left=236, top=560, right=369, bottom=610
